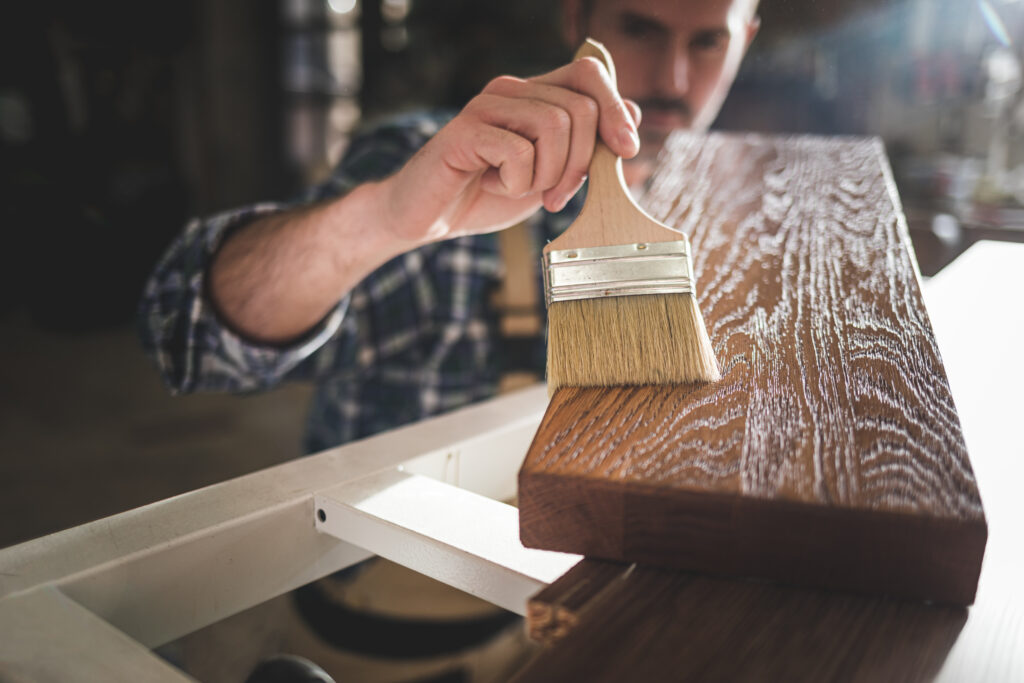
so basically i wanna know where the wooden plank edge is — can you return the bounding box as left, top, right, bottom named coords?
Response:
left=518, top=473, right=987, bottom=605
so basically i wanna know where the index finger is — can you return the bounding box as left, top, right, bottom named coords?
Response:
left=531, top=56, right=639, bottom=159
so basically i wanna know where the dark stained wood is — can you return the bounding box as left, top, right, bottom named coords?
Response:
left=519, top=132, right=987, bottom=605
left=513, top=559, right=967, bottom=683
left=525, top=559, right=635, bottom=645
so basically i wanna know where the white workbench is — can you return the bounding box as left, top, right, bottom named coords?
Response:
left=1, top=241, right=1021, bottom=681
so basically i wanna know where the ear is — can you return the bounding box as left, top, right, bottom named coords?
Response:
left=561, top=0, right=586, bottom=47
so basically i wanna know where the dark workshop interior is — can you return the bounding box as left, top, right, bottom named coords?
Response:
left=1, top=0, right=1021, bottom=680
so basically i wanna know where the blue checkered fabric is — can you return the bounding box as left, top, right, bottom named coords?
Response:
left=138, top=110, right=578, bottom=453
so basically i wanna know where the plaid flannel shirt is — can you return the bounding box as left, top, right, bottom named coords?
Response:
left=138, top=110, right=578, bottom=453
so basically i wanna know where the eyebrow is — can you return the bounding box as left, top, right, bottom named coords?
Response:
left=691, top=28, right=732, bottom=43
left=618, top=11, right=670, bottom=35
left=617, top=11, right=731, bottom=42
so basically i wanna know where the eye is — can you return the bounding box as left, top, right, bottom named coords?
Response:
left=691, top=30, right=729, bottom=53
left=619, top=13, right=664, bottom=41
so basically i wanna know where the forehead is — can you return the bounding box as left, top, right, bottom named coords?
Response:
left=590, top=0, right=752, bottom=32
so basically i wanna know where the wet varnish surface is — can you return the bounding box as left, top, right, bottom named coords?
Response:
left=518, top=132, right=986, bottom=605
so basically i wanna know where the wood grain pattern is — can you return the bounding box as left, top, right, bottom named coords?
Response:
left=514, top=559, right=967, bottom=683
left=519, top=132, right=987, bottom=604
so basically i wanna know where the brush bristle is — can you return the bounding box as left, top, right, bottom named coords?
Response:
left=546, top=293, right=721, bottom=394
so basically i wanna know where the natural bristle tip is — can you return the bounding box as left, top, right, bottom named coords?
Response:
left=545, top=294, right=721, bottom=394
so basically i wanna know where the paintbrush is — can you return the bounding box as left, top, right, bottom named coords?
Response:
left=544, top=39, right=721, bottom=393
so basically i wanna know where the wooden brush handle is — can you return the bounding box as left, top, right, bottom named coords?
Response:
left=543, top=39, right=684, bottom=254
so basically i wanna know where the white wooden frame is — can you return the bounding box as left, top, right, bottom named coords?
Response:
left=0, top=384, right=580, bottom=682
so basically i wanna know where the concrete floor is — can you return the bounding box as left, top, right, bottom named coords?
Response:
left=0, top=314, right=312, bottom=549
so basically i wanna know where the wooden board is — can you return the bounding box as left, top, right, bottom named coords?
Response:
left=514, top=559, right=968, bottom=683
left=518, top=132, right=987, bottom=605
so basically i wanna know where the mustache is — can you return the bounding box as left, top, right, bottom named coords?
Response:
left=635, top=98, right=692, bottom=120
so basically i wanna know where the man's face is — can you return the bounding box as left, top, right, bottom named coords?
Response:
left=574, top=0, right=758, bottom=158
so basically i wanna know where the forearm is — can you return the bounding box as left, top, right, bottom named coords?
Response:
left=207, top=55, right=640, bottom=346
left=208, top=179, right=416, bottom=344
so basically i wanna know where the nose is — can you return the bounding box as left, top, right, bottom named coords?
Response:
left=654, top=42, right=689, bottom=96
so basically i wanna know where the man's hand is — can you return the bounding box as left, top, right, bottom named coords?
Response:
left=380, top=56, right=642, bottom=244
left=208, top=56, right=640, bottom=345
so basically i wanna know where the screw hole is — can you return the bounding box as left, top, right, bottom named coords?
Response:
left=636, top=243, right=647, bottom=250
left=567, top=251, right=578, bottom=258
left=317, top=508, right=326, bottom=523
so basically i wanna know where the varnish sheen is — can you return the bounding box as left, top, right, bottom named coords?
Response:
left=518, top=132, right=986, bottom=605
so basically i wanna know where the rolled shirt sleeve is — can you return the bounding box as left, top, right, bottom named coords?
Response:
left=137, top=110, right=453, bottom=395
left=137, top=202, right=348, bottom=394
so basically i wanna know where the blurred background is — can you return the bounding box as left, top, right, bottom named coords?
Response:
left=0, top=0, right=1022, bottom=679
left=2, top=0, right=1022, bottom=335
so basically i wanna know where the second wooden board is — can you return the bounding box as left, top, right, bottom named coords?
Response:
left=518, top=132, right=987, bottom=605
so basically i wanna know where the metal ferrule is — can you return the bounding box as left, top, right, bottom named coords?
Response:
left=543, top=240, right=695, bottom=305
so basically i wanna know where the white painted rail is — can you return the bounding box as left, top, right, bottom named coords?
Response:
left=0, top=384, right=578, bottom=681
left=315, top=470, right=579, bottom=615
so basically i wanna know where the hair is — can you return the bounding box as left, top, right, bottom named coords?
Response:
left=579, top=0, right=760, bottom=21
